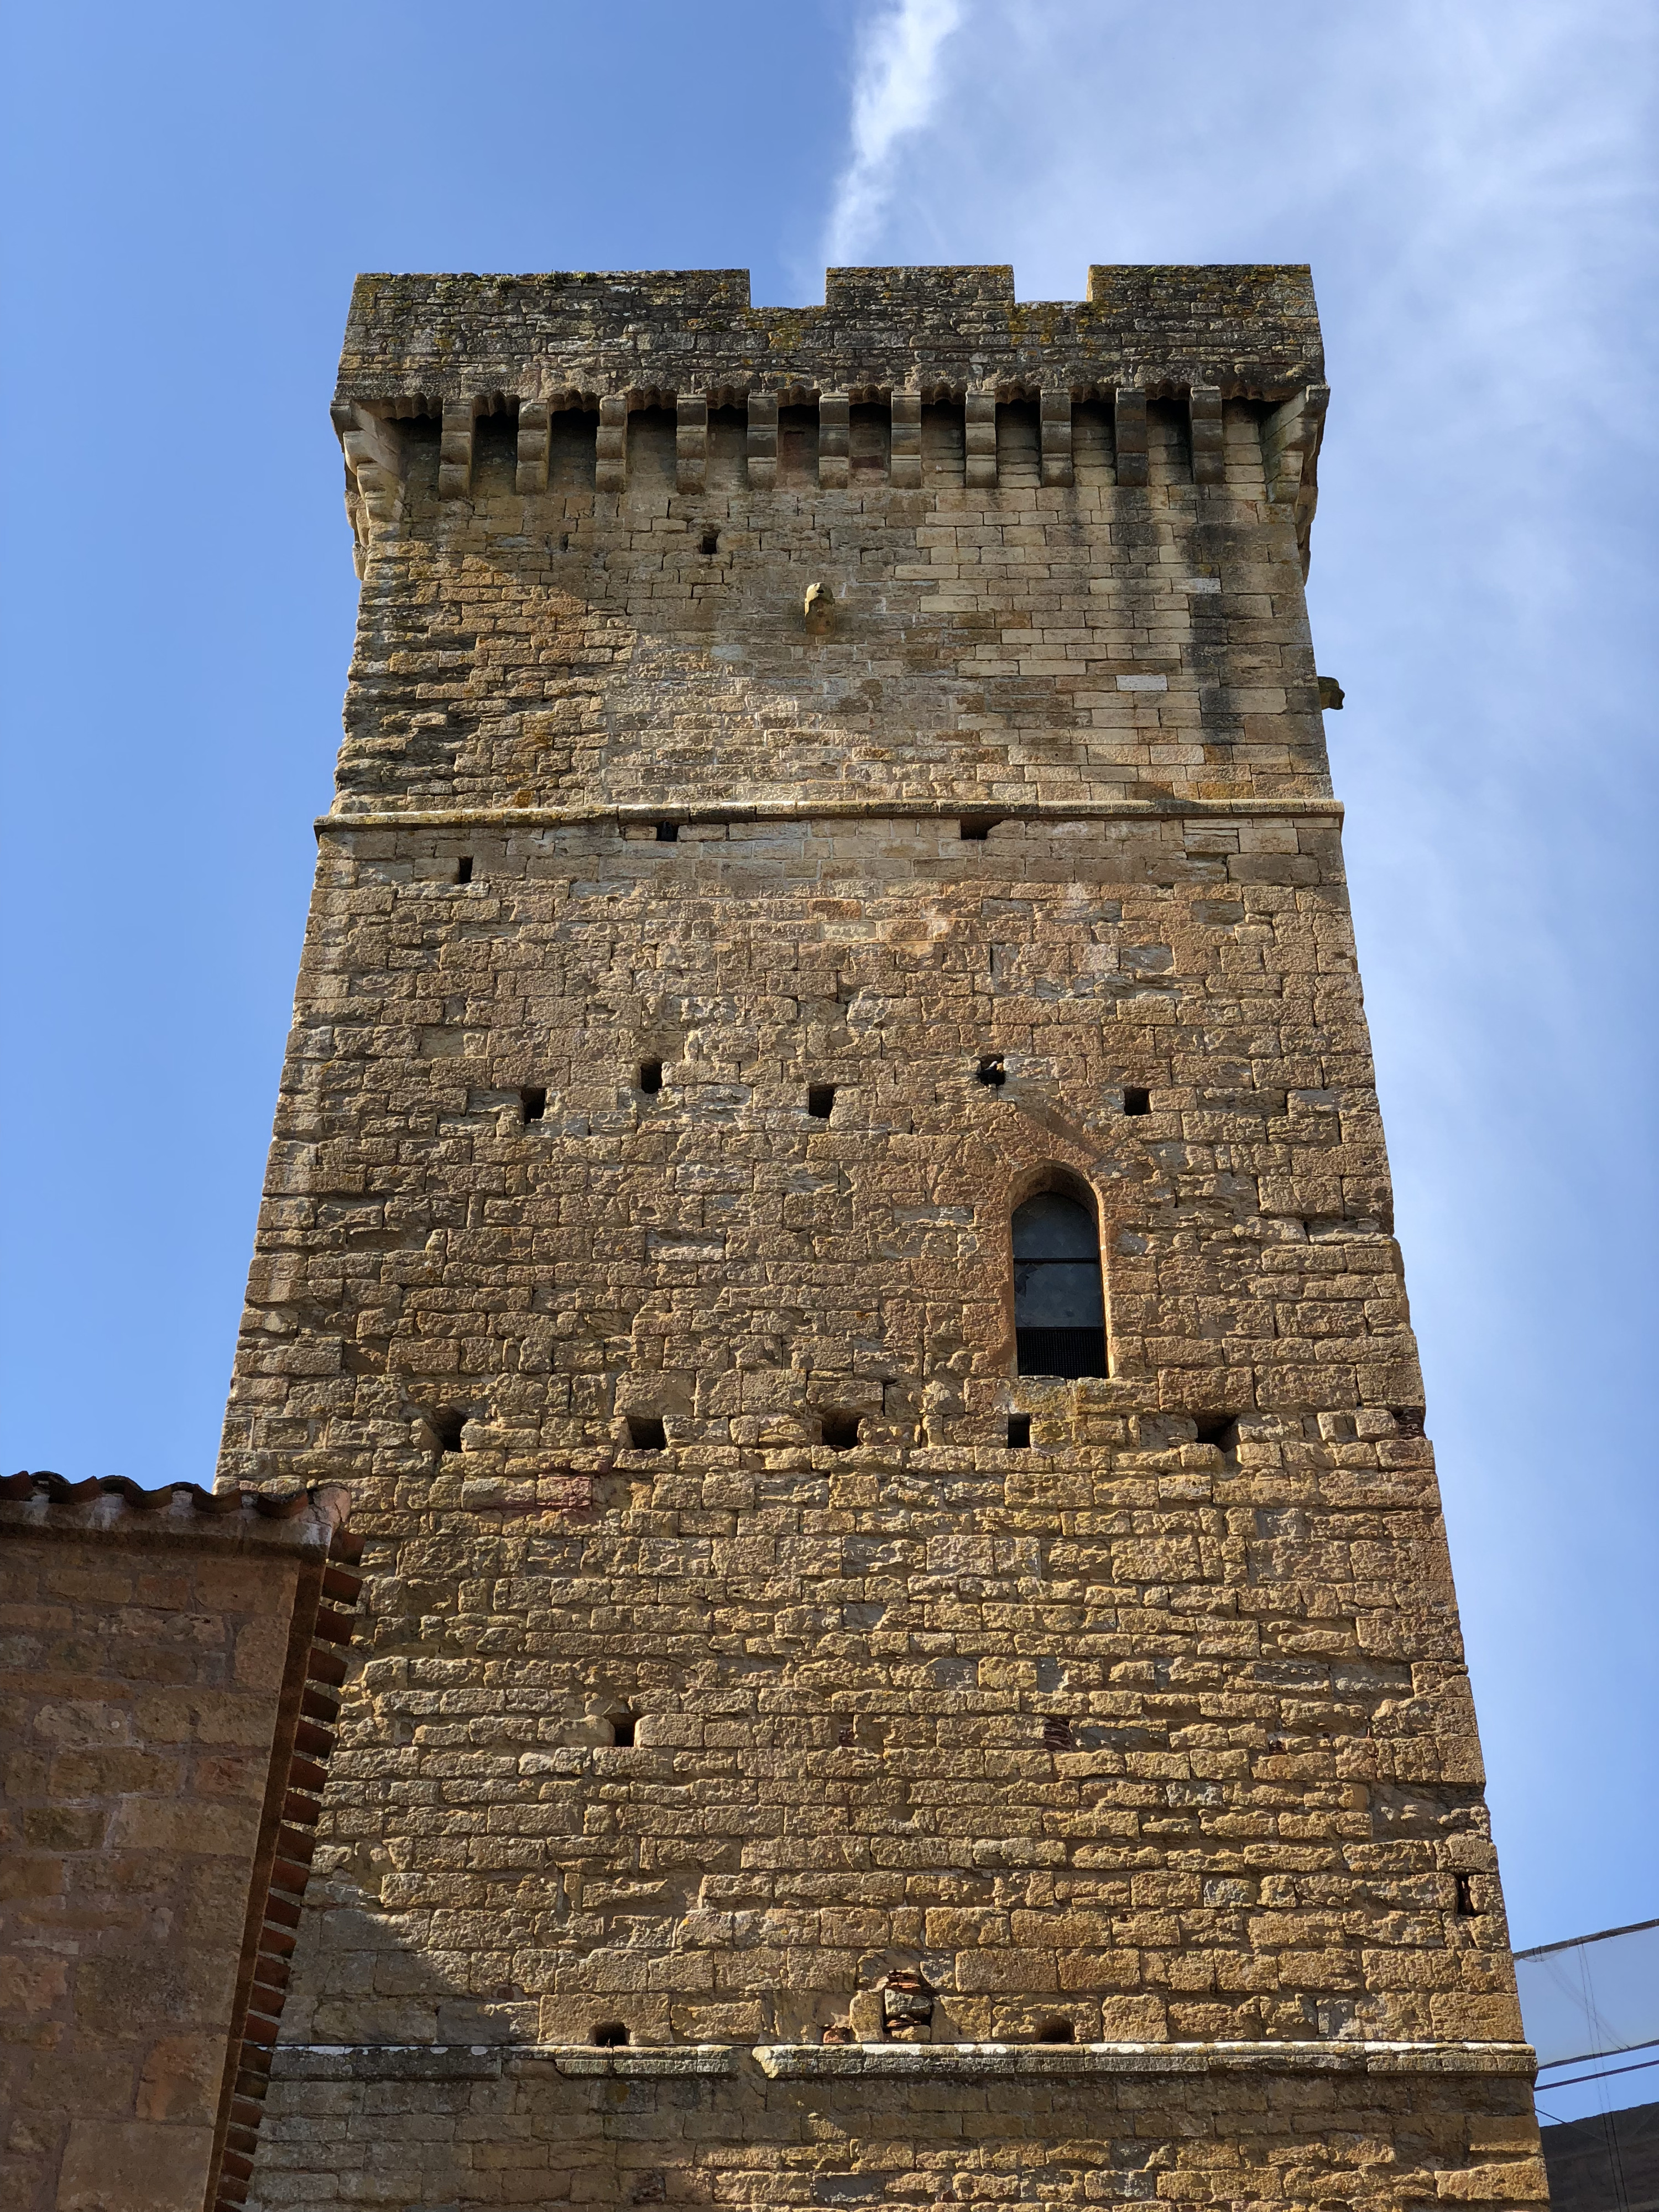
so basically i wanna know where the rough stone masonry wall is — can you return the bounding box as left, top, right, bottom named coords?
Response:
left=218, top=266, right=1545, bottom=2209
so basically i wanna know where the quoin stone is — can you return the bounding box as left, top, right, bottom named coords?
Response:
left=213, top=264, right=1547, bottom=2209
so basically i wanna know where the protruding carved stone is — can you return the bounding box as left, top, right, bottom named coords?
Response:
left=1113, top=389, right=1148, bottom=488
left=516, top=400, right=550, bottom=495
left=331, top=403, right=406, bottom=576
left=1040, top=390, right=1073, bottom=488
left=1263, top=383, right=1329, bottom=576
left=438, top=400, right=479, bottom=501
left=964, top=394, right=997, bottom=489
left=1188, top=385, right=1224, bottom=486
left=676, top=394, right=708, bottom=494
left=595, top=395, right=627, bottom=494
left=818, top=394, right=849, bottom=489
left=746, top=392, right=778, bottom=491
left=889, top=393, right=921, bottom=489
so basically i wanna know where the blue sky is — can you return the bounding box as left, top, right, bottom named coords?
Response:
left=3, top=0, right=1654, bottom=2046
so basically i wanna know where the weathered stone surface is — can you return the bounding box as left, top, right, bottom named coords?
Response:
left=212, top=263, right=1541, bottom=2209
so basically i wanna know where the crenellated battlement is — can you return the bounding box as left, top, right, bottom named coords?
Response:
left=337, top=262, right=1323, bottom=409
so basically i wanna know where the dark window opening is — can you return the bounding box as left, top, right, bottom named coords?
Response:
left=822, top=1412, right=860, bottom=1452
left=807, top=1084, right=836, bottom=1120
left=626, top=406, right=676, bottom=486
left=778, top=403, right=821, bottom=485
left=455, top=856, right=474, bottom=885
left=1036, top=2017, right=1075, bottom=2044
left=1123, top=1085, right=1151, bottom=1115
left=608, top=1710, right=637, bottom=1749
left=625, top=1414, right=666, bottom=1452
left=1013, top=1191, right=1107, bottom=1380
left=654, top=821, right=679, bottom=842
left=977, top=1055, right=1006, bottom=1088
left=1006, top=1414, right=1032, bottom=1450
left=638, top=1058, right=664, bottom=1095
left=996, top=399, right=1042, bottom=486
left=591, top=2021, right=629, bottom=2048
left=547, top=407, right=599, bottom=492
left=959, top=815, right=1000, bottom=841
left=1455, top=1874, right=1477, bottom=1916
left=432, top=1407, right=466, bottom=1454
left=520, top=1086, right=547, bottom=1124
left=1193, top=1415, right=1237, bottom=1452
left=1392, top=1407, right=1427, bottom=1437
left=699, top=526, right=719, bottom=555
left=1042, top=1715, right=1073, bottom=1752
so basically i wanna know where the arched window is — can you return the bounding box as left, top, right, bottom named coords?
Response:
left=1013, top=1191, right=1107, bottom=1378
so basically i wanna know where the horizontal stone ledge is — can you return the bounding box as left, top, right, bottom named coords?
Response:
left=753, top=2039, right=1536, bottom=2081
left=316, top=795, right=1344, bottom=838
left=274, top=2042, right=738, bottom=2080
left=272, top=2038, right=1531, bottom=2085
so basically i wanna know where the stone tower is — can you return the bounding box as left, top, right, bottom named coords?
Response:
left=218, top=267, right=1545, bottom=2210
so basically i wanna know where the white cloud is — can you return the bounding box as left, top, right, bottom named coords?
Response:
left=823, top=0, right=964, bottom=267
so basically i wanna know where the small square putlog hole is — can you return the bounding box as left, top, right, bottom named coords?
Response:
left=638, top=1058, right=664, bottom=1095
left=654, top=821, right=679, bottom=842
left=430, top=1406, right=467, bottom=1454
left=821, top=1412, right=861, bottom=1452
left=608, top=1709, right=637, bottom=1748
left=1193, top=1415, right=1238, bottom=1452
left=625, top=1414, right=667, bottom=1451
left=520, top=1086, right=547, bottom=1123
left=1006, top=1414, right=1032, bottom=1449
left=807, top=1084, right=836, bottom=1120
left=591, top=2021, right=629, bottom=2047
left=1123, top=1085, right=1151, bottom=1115
left=977, top=1055, right=1006, bottom=1087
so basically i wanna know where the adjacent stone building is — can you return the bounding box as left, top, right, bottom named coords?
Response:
left=213, top=264, right=1546, bottom=2209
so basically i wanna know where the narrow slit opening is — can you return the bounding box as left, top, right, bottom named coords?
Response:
left=1006, top=1414, right=1032, bottom=1450
left=638, top=1058, right=664, bottom=1096
left=608, top=1710, right=637, bottom=1749
left=1455, top=1874, right=1477, bottom=1916
left=455, top=856, right=474, bottom=885
left=520, top=1086, right=547, bottom=1124
left=625, top=1414, right=666, bottom=1452
left=699, top=526, right=719, bottom=555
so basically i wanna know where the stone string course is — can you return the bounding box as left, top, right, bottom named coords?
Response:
left=212, top=265, right=1544, bottom=2209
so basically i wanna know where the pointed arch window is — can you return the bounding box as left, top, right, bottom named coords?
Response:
left=1013, top=1191, right=1108, bottom=1379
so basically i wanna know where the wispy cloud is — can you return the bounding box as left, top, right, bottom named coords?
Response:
left=823, top=0, right=964, bottom=266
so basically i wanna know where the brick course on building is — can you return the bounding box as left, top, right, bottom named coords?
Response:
left=206, top=263, right=1543, bottom=2209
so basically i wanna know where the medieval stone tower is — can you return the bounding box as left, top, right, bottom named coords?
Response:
left=218, top=266, right=1545, bottom=2210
